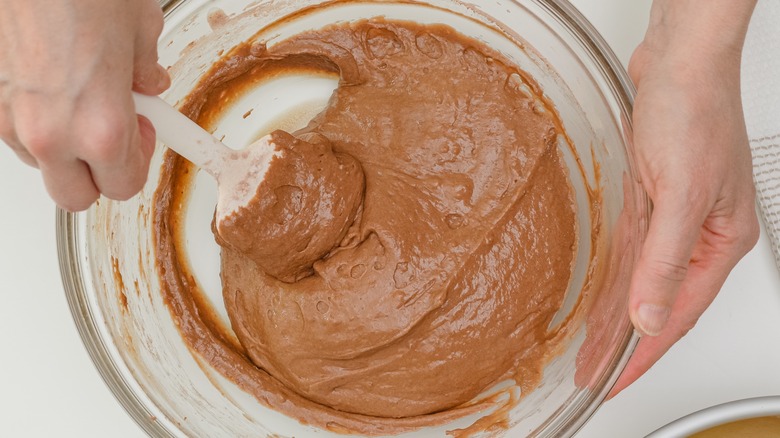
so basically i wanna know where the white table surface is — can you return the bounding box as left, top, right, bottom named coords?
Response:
left=2, top=1, right=779, bottom=437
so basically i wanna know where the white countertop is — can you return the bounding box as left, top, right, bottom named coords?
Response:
left=1, top=1, right=779, bottom=436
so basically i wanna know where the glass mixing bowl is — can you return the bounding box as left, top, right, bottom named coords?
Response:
left=57, top=0, right=649, bottom=436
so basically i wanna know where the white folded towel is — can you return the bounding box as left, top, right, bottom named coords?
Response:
left=743, top=0, right=780, bottom=268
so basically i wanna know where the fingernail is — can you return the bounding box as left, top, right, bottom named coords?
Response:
left=637, top=304, right=670, bottom=337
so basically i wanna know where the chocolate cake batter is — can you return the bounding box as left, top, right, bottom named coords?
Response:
left=155, top=18, right=578, bottom=434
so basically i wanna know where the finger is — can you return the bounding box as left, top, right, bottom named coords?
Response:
left=132, top=1, right=169, bottom=95
left=628, top=192, right=709, bottom=337
left=627, top=42, right=648, bottom=87
left=137, top=114, right=157, bottom=158
left=610, top=251, right=735, bottom=396
left=133, top=63, right=169, bottom=96
left=0, top=113, right=38, bottom=167
left=77, top=94, right=153, bottom=201
left=12, top=94, right=100, bottom=210
left=3, top=137, right=38, bottom=168
left=38, top=158, right=100, bottom=212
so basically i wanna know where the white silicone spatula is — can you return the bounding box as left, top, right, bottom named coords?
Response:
left=132, top=92, right=280, bottom=224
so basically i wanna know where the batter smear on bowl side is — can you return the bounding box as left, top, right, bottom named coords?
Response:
left=154, top=18, right=580, bottom=435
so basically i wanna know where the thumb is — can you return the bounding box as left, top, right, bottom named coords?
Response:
left=131, top=2, right=169, bottom=95
left=133, top=61, right=170, bottom=96
left=629, top=193, right=706, bottom=336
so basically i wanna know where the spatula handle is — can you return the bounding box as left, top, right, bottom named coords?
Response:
left=132, top=92, right=229, bottom=177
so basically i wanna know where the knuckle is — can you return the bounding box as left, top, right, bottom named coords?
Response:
left=17, top=122, right=62, bottom=161
left=647, top=258, right=689, bottom=284
left=82, top=113, right=131, bottom=163
left=715, top=201, right=761, bottom=257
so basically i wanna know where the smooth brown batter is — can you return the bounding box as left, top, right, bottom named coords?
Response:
left=216, top=130, right=366, bottom=283
left=155, top=18, right=578, bottom=434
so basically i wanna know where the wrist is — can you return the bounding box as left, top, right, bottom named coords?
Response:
left=643, top=0, right=757, bottom=63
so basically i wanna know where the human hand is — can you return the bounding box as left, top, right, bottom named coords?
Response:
left=0, top=0, right=169, bottom=211
left=611, top=0, right=760, bottom=394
